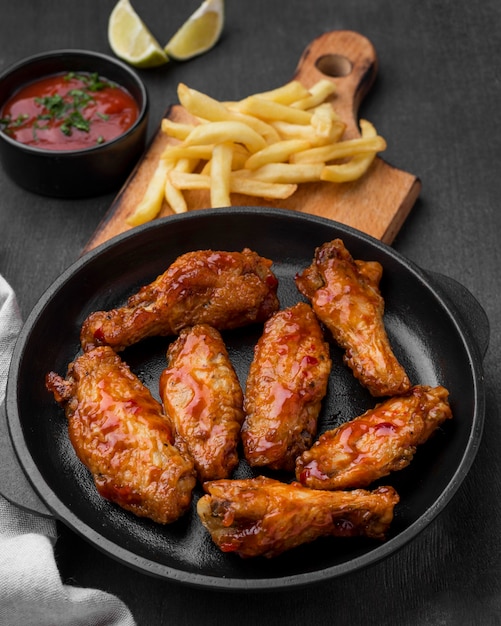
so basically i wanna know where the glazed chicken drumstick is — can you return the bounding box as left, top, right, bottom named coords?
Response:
left=46, top=346, right=196, bottom=524
left=197, top=476, right=399, bottom=558
left=159, top=324, right=244, bottom=482
left=295, top=238, right=410, bottom=397
left=296, top=385, right=452, bottom=490
left=80, top=248, right=280, bottom=352
left=242, top=302, right=332, bottom=471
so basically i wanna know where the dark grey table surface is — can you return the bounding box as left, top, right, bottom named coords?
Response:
left=1, top=1, right=500, bottom=624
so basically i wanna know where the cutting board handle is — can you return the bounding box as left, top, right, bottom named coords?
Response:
left=85, top=30, right=420, bottom=250
left=293, top=30, right=378, bottom=138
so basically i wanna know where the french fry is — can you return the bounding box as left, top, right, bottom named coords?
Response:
left=250, top=80, right=311, bottom=105
left=160, top=117, right=195, bottom=141
left=310, top=103, right=345, bottom=141
left=169, top=170, right=297, bottom=199
left=229, top=112, right=281, bottom=144
left=165, top=180, right=187, bottom=214
left=180, top=83, right=281, bottom=144
left=200, top=159, right=212, bottom=176
left=132, top=80, right=387, bottom=225
left=165, top=158, right=198, bottom=214
left=230, top=174, right=297, bottom=199
left=178, top=82, right=231, bottom=122
left=244, top=139, right=311, bottom=170
left=321, top=119, right=381, bottom=182
left=290, top=133, right=387, bottom=164
left=183, top=120, right=267, bottom=154
left=232, top=144, right=251, bottom=169
left=269, top=120, right=323, bottom=143
left=291, top=79, right=337, bottom=110
left=168, top=171, right=210, bottom=190
left=358, top=118, right=378, bottom=139
left=210, top=142, right=234, bottom=207
left=321, top=152, right=377, bottom=182
left=244, top=162, right=324, bottom=184
left=126, top=158, right=174, bottom=226
left=161, top=144, right=214, bottom=161
left=238, top=96, right=313, bottom=125
left=201, top=145, right=250, bottom=175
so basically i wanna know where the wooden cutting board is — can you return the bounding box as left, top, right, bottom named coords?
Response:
left=84, top=30, right=421, bottom=252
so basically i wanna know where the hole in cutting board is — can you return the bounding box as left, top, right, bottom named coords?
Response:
left=316, top=54, right=352, bottom=77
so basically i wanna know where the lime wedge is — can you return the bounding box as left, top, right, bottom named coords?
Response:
left=108, top=0, right=168, bottom=68
left=165, top=0, right=224, bottom=61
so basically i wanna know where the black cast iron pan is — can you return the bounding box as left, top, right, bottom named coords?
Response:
left=0, top=207, right=489, bottom=590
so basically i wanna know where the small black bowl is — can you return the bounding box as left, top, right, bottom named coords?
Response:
left=0, top=49, right=149, bottom=198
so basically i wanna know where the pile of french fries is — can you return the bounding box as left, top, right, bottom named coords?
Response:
left=127, top=80, right=387, bottom=226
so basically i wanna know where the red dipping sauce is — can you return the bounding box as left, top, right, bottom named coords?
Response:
left=0, top=71, right=139, bottom=151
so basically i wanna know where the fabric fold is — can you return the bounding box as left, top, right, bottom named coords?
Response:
left=0, top=274, right=136, bottom=626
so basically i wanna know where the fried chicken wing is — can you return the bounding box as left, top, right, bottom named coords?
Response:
left=46, top=346, right=196, bottom=524
left=159, top=324, right=244, bottom=482
left=197, top=476, right=399, bottom=558
left=80, top=248, right=280, bottom=352
left=296, top=385, right=452, bottom=490
left=241, top=303, right=332, bottom=471
left=295, top=239, right=410, bottom=397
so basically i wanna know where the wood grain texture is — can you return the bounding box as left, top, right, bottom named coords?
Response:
left=84, top=31, right=420, bottom=252
left=2, top=1, right=501, bottom=624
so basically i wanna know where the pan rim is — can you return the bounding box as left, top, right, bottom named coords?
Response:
left=4, top=206, right=486, bottom=590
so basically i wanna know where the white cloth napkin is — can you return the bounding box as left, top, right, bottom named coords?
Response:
left=0, top=274, right=136, bottom=626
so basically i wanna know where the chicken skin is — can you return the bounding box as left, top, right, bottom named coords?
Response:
left=159, top=324, right=244, bottom=482
left=296, top=385, right=452, bottom=490
left=80, top=248, right=280, bottom=352
left=197, top=476, right=399, bottom=558
left=295, top=239, right=410, bottom=397
left=241, top=303, right=332, bottom=471
left=46, top=346, right=196, bottom=524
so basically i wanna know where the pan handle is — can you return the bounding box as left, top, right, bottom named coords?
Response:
left=425, top=270, right=490, bottom=359
left=0, top=402, right=53, bottom=518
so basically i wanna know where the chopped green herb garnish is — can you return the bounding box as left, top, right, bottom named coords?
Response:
left=35, top=93, right=67, bottom=118
left=0, top=113, right=29, bottom=133
left=1, top=72, right=116, bottom=141
left=61, top=110, right=91, bottom=135
left=65, top=72, right=116, bottom=91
